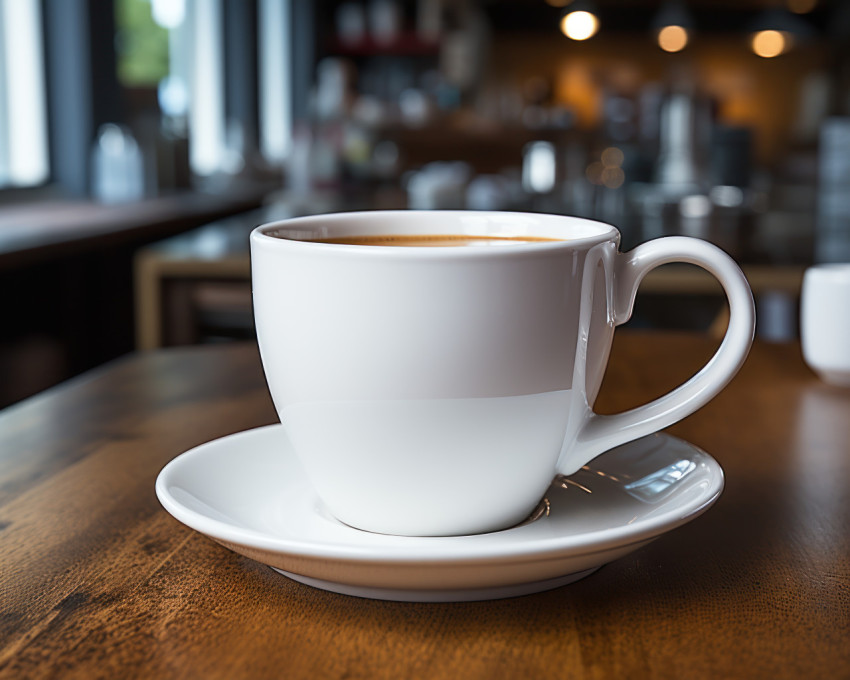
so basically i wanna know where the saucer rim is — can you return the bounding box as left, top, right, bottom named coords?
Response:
left=155, top=425, right=724, bottom=565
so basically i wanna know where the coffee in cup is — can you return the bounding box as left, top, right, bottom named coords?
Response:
left=282, top=233, right=564, bottom=247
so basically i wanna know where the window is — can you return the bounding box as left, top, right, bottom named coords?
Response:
left=259, top=0, right=292, bottom=163
left=187, top=0, right=226, bottom=175
left=115, top=0, right=239, bottom=177
left=0, top=0, right=49, bottom=188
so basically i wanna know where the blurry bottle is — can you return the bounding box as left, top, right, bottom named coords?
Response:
left=602, top=91, right=637, bottom=144
left=710, top=125, right=752, bottom=190
left=399, top=88, right=434, bottom=127
left=816, top=117, right=850, bottom=263
left=654, top=93, right=704, bottom=193
left=315, top=58, right=355, bottom=122
left=417, top=0, right=442, bottom=42
left=638, top=83, right=663, bottom=156
left=522, top=141, right=557, bottom=195
left=301, top=58, right=357, bottom=189
left=368, top=0, right=401, bottom=45
left=91, top=124, right=145, bottom=203
left=440, top=2, right=489, bottom=101
left=153, top=115, right=190, bottom=192
left=288, top=122, right=313, bottom=194
left=156, top=75, right=191, bottom=191
left=561, top=140, right=595, bottom=218
left=466, top=175, right=506, bottom=211
left=336, top=2, right=366, bottom=45
left=407, top=162, right=470, bottom=209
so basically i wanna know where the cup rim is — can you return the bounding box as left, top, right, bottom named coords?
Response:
left=251, top=210, right=619, bottom=257
left=804, top=263, right=850, bottom=283
left=806, top=262, right=850, bottom=271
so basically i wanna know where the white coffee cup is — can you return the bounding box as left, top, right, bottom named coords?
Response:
left=801, top=263, right=850, bottom=387
left=250, top=211, right=755, bottom=536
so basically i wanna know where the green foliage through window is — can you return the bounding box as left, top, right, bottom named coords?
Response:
left=114, top=0, right=170, bottom=86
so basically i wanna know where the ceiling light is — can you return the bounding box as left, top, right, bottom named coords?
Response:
left=561, top=10, right=599, bottom=40
left=749, top=8, right=815, bottom=57
left=751, top=30, right=789, bottom=58
left=651, top=3, right=694, bottom=53
left=658, top=25, right=688, bottom=52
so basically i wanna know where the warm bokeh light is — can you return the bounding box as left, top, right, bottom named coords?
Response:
left=751, top=30, right=789, bottom=58
left=585, top=161, right=604, bottom=185
left=601, top=146, right=624, bottom=168
left=786, top=0, right=816, bottom=13
left=555, top=62, right=601, bottom=128
left=657, top=25, right=689, bottom=53
left=601, top=166, right=625, bottom=189
left=545, top=0, right=573, bottom=7
left=560, top=11, right=599, bottom=41
left=587, top=147, right=626, bottom=188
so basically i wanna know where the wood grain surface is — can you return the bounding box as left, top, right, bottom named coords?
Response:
left=1, top=334, right=848, bottom=679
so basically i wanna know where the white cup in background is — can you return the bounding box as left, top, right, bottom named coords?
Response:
left=801, top=264, right=850, bottom=387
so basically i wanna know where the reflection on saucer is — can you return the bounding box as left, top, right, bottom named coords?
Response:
left=624, top=458, right=697, bottom=503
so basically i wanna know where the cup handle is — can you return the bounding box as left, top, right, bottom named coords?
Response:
left=558, top=236, right=755, bottom=475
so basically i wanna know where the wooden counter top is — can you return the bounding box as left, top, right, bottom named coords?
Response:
left=1, top=333, right=848, bottom=678
left=0, top=188, right=268, bottom=270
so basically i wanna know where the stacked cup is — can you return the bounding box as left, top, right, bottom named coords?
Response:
left=801, top=264, right=850, bottom=387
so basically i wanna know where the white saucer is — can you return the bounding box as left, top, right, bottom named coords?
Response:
left=156, top=425, right=724, bottom=602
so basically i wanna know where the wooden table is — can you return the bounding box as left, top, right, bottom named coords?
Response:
left=1, top=334, right=848, bottom=678
left=133, top=189, right=408, bottom=350
left=132, top=207, right=805, bottom=349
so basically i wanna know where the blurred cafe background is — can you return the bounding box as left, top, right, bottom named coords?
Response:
left=1, top=0, right=849, bottom=409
